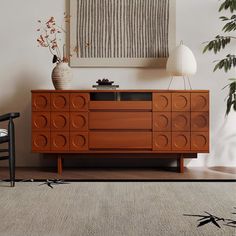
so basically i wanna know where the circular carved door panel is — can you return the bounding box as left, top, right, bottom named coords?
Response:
left=32, top=112, right=50, bottom=130
left=191, top=93, right=209, bottom=111
left=51, top=112, right=69, bottom=131
left=153, top=132, right=171, bottom=150
left=172, top=93, right=190, bottom=111
left=70, top=112, right=88, bottom=131
left=51, top=132, right=69, bottom=151
left=70, top=132, right=88, bottom=151
left=51, top=93, right=69, bottom=111
left=32, top=132, right=50, bottom=151
left=172, top=132, right=190, bottom=150
left=70, top=93, right=89, bottom=111
left=153, top=112, right=171, bottom=131
left=191, top=132, right=209, bottom=151
left=153, top=93, right=171, bottom=111
left=191, top=112, right=209, bottom=131
left=32, top=93, right=50, bottom=111
left=172, top=112, right=190, bottom=131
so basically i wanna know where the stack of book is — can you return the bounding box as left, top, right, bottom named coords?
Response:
left=92, top=85, right=119, bottom=90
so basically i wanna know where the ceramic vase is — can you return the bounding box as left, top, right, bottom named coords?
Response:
left=51, top=62, right=73, bottom=90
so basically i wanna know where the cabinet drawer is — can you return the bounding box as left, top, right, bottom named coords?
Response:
left=89, top=101, right=152, bottom=110
left=89, top=112, right=152, bottom=130
left=89, top=132, right=152, bottom=149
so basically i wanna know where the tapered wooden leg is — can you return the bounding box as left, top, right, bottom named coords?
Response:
left=177, top=154, right=184, bottom=173
left=57, top=155, right=63, bottom=175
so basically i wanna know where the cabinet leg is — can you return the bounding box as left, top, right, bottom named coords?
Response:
left=177, top=154, right=184, bottom=173
left=57, top=155, right=63, bottom=175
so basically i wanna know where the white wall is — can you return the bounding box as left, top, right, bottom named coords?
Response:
left=0, top=0, right=235, bottom=167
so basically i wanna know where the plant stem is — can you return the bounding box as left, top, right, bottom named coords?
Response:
left=54, top=33, right=62, bottom=61
left=43, top=29, right=58, bottom=58
left=45, top=37, right=55, bottom=57
left=55, top=24, right=66, bottom=33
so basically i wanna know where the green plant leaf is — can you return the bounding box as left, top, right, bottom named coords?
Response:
left=234, top=99, right=236, bottom=111
left=205, top=0, right=236, bottom=116
left=219, top=0, right=236, bottom=12
left=213, top=55, right=236, bottom=72
left=225, top=80, right=236, bottom=115
left=220, top=16, right=229, bottom=21
left=203, top=36, right=231, bottom=54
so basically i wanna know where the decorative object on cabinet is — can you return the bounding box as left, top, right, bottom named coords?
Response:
left=69, top=0, right=176, bottom=68
left=166, top=41, right=197, bottom=89
left=51, top=62, right=73, bottom=90
left=0, top=113, right=20, bottom=187
left=36, top=16, right=73, bottom=90
left=31, top=90, right=209, bottom=175
left=93, top=79, right=119, bottom=90
left=96, top=79, right=114, bottom=86
left=203, top=0, right=236, bottom=115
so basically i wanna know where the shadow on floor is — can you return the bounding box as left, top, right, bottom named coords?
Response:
left=208, top=167, right=236, bottom=175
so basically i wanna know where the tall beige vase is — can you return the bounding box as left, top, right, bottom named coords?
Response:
left=51, top=62, right=73, bottom=90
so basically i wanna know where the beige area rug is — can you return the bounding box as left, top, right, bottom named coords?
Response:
left=0, top=182, right=235, bottom=236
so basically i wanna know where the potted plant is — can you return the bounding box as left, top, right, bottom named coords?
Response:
left=36, top=15, right=72, bottom=90
left=203, top=0, right=236, bottom=115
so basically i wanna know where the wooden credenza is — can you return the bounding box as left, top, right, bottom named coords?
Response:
left=31, top=90, right=209, bottom=174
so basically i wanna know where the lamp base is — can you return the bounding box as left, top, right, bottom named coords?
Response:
left=167, top=76, right=192, bottom=90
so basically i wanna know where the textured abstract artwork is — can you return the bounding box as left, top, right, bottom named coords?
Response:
left=70, top=0, right=175, bottom=67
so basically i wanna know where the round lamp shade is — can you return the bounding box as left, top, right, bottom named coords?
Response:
left=166, top=43, right=197, bottom=76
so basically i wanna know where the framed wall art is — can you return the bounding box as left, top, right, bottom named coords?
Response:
left=70, top=0, right=176, bottom=68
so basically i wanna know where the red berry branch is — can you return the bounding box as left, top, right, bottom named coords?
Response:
left=36, top=14, right=71, bottom=64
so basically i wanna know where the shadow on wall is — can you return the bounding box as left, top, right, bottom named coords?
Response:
left=0, top=69, right=46, bottom=167
left=208, top=112, right=236, bottom=167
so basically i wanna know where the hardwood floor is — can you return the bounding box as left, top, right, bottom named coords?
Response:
left=0, top=167, right=236, bottom=180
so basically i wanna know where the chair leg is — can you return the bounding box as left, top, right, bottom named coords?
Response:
left=9, top=154, right=15, bottom=187
left=8, top=118, right=15, bottom=187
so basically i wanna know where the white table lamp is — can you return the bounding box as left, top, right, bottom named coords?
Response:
left=166, top=41, right=197, bottom=89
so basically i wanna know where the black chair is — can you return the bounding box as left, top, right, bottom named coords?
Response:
left=0, top=113, right=20, bottom=187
